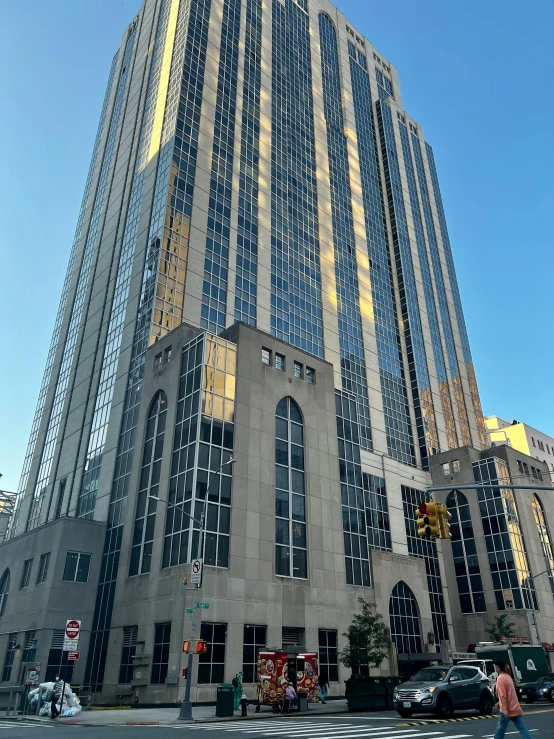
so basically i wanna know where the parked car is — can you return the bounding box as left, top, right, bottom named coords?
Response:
left=393, top=665, right=494, bottom=719
left=520, top=673, right=554, bottom=703
left=456, top=658, right=497, bottom=693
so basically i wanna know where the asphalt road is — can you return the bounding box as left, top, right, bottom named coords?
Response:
left=0, top=707, right=552, bottom=739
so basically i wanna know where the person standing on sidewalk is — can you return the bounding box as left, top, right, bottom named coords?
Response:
left=493, top=661, right=533, bottom=739
left=319, top=668, right=329, bottom=704
left=233, top=672, right=243, bottom=711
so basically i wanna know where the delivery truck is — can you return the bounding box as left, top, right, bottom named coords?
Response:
left=475, top=643, right=549, bottom=692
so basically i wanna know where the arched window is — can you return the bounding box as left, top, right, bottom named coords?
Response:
left=0, top=569, right=10, bottom=617
left=532, top=495, right=554, bottom=596
left=389, top=581, right=422, bottom=654
left=447, top=490, right=485, bottom=613
left=275, top=398, right=307, bottom=579
left=129, top=392, right=167, bottom=576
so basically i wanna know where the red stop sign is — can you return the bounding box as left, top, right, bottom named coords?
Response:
left=66, top=620, right=81, bottom=640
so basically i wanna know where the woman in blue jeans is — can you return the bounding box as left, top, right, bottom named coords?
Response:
left=493, top=661, right=533, bottom=739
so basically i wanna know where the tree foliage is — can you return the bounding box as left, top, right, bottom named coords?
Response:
left=340, top=598, right=392, bottom=673
left=486, top=614, right=516, bottom=642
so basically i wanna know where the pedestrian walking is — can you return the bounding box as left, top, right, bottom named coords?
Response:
left=50, top=677, right=65, bottom=719
left=493, top=661, right=533, bottom=739
left=319, top=668, right=329, bottom=704
left=232, top=671, right=243, bottom=710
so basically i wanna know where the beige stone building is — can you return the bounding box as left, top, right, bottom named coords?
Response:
left=0, top=0, right=509, bottom=706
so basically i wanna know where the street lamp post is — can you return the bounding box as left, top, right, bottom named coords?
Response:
left=148, top=456, right=235, bottom=721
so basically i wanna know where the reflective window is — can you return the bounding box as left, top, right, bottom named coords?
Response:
left=242, top=625, right=266, bottom=683
left=532, top=495, right=554, bottom=597
left=447, top=490, right=486, bottom=613
left=2, top=634, right=17, bottom=682
left=474, top=458, right=537, bottom=610
left=389, top=581, right=422, bottom=654
left=319, top=13, right=373, bottom=451
left=337, top=391, right=392, bottom=588
left=28, top=28, right=137, bottom=531
left=22, top=630, right=37, bottom=663
left=36, top=552, right=50, bottom=584
left=411, top=134, right=472, bottom=446
left=397, top=121, right=458, bottom=449
left=151, top=623, right=171, bottom=685
left=275, top=397, right=307, bottom=579
left=129, top=391, right=168, bottom=576
left=275, top=353, right=285, bottom=371
left=199, top=623, right=227, bottom=684
left=234, top=0, right=262, bottom=325
left=45, top=629, right=74, bottom=683
left=201, top=0, right=242, bottom=333
left=262, top=348, right=271, bottom=365
left=306, top=367, right=315, bottom=384
left=119, top=626, right=138, bottom=684
left=318, top=629, right=339, bottom=682
left=163, top=335, right=234, bottom=569
left=402, top=486, right=449, bottom=642
left=349, top=47, right=415, bottom=464
left=20, top=559, right=33, bottom=590
left=271, top=0, right=324, bottom=357
left=376, top=98, right=438, bottom=468
left=63, top=552, right=91, bottom=583
left=0, top=569, right=10, bottom=617
left=293, top=362, right=302, bottom=379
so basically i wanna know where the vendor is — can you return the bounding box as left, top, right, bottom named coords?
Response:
left=285, top=682, right=298, bottom=709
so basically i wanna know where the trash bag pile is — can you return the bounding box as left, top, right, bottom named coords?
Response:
left=29, top=682, right=82, bottom=717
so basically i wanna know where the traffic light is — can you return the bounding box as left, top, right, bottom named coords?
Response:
left=195, top=640, right=207, bottom=654
left=183, top=640, right=191, bottom=653
left=437, top=503, right=452, bottom=539
left=416, top=501, right=439, bottom=539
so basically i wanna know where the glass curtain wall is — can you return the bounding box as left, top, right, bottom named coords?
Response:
left=473, top=458, right=537, bottom=610
left=447, top=490, right=485, bottom=613
left=162, top=334, right=235, bottom=568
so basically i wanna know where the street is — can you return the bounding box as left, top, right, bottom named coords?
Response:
left=0, top=707, right=552, bottom=739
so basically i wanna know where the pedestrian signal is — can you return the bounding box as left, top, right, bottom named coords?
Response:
left=195, top=640, right=208, bottom=654
left=183, top=640, right=191, bottom=653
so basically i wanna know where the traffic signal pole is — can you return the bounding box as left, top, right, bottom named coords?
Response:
left=179, top=507, right=203, bottom=721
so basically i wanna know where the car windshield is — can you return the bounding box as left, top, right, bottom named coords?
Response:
left=410, top=668, right=448, bottom=682
left=536, top=675, right=554, bottom=684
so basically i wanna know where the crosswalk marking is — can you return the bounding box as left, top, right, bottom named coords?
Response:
left=259, top=727, right=431, bottom=737
left=0, top=721, right=53, bottom=729
left=181, top=723, right=474, bottom=739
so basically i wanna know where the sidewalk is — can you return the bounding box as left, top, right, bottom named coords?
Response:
left=52, top=699, right=350, bottom=726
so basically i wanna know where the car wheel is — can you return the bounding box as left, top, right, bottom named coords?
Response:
left=397, top=710, right=413, bottom=718
left=480, top=693, right=494, bottom=715
left=436, top=695, right=454, bottom=719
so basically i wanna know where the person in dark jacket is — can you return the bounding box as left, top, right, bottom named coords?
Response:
left=50, top=677, right=65, bottom=719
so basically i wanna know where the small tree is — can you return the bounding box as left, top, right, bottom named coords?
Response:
left=486, top=614, right=516, bottom=642
left=340, top=598, right=392, bottom=675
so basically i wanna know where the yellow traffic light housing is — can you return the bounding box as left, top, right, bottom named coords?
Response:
left=437, top=503, right=452, bottom=539
left=416, top=501, right=440, bottom=539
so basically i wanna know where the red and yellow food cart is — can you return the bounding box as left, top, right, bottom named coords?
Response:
left=257, top=651, right=319, bottom=707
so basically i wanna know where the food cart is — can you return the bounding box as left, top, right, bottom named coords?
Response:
left=257, top=651, right=319, bottom=707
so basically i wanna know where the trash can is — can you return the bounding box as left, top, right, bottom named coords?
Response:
left=216, top=684, right=235, bottom=717
left=298, top=692, right=308, bottom=712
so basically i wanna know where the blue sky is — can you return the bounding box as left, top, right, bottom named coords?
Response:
left=0, top=0, right=552, bottom=491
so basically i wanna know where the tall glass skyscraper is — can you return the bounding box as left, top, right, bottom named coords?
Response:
left=5, top=0, right=490, bottom=695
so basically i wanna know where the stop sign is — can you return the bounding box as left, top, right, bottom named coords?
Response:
left=66, top=620, right=81, bottom=640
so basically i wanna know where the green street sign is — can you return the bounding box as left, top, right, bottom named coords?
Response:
left=197, top=603, right=210, bottom=609
left=186, top=609, right=193, bottom=614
